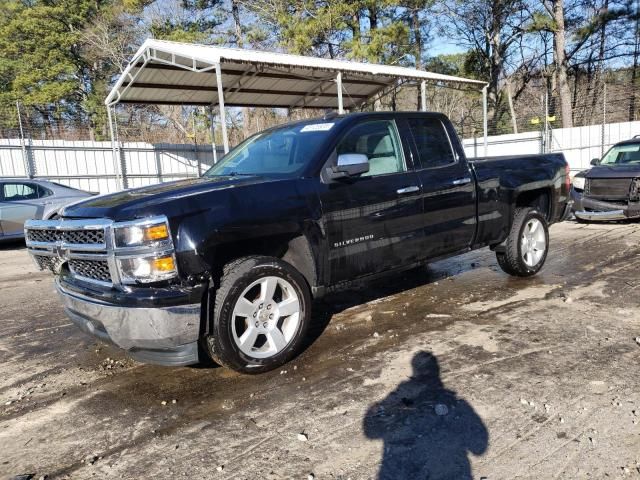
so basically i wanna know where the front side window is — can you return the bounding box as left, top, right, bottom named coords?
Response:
left=2, top=183, right=39, bottom=201
left=205, top=122, right=333, bottom=178
left=600, top=143, right=640, bottom=166
left=336, top=120, right=406, bottom=177
left=408, top=118, right=456, bottom=168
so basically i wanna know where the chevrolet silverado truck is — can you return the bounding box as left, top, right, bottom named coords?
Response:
left=25, top=112, right=571, bottom=373
left=571, top=137, right=640, bottom=221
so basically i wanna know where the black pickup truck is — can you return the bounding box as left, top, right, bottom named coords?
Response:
left=25, top=112, right=571, bottom=373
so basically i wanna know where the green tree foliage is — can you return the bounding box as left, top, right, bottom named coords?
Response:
left=243, top=0, right=429, bottom=66
left=0, top=0, right=100, bottom=106
left=2, top=0, right=640, bottom=139
left=425, top=52, right=484, bottom=79
left=0, top=0, right=132, bottom=138
left=148, top=0, right=225, bottom=43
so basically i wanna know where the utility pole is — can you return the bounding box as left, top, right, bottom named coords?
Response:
left=16, top=101, right=33, bottom=178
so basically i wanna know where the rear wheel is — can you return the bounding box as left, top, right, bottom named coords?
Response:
left=496, top=207, right=549, bottom=277
left=206, top=256, right=311, bottom=374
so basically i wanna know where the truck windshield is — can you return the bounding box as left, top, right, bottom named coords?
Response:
left=600, top=144, right=640, bottom=166
left=204, top=122, right=335, bottom=177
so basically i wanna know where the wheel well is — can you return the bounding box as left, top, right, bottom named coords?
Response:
left=211, top=234, right=317, bottom=290
left=515, top=189, right=551, bottom=220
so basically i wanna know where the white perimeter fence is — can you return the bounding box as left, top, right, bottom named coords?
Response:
left=2, top=119, right=639, bottom=194
left=0, top=139, right=222, bottom=193
left=463, top=119, right=640, bottom=175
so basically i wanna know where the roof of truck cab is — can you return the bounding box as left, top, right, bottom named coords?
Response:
left=614, top=137, right=640, bottom=146
left=239, top=111, right=450, bottom=134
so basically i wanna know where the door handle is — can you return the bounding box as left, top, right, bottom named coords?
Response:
left=452, top=177, right=472, bottom=186
left=396, top=186, right=420, bottom=194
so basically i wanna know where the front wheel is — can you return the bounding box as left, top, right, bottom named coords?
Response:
left=206, top=256, right=312, bottom=374
left=496, top=207, right=549, bottom=277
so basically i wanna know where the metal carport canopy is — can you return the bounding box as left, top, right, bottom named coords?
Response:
left=105, top=38, right=488, bottom=156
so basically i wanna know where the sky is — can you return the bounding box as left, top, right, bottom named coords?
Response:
left=429, top=39, right=468, bottom=57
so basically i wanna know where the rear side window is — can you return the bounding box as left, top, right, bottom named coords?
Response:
left=407, top=118, right=456, bottom=168
left=2, top=183, right=38, bottom=201
left=1, top=183, right=50, bottom=201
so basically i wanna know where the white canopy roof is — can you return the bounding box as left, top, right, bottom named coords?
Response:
left=105, top=39, right=486, bottom=109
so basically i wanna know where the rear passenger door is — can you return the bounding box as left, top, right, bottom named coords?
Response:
left=403, top=116, right=477, bottom=258
left=318, top=118, right=424, bottom=284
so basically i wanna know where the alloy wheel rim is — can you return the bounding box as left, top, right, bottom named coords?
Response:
left=231, top=276, right=301, bottom=359
left=520, top=218, right=546, bottom=267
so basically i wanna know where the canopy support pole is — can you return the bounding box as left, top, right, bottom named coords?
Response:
left=215, top=63, right=229, bottom=154
left=208, top=105, right=218, bottom=164
left=106, top=105, right=122, bottom=189
left=482, top=84, right=488, bottom=157
left=336, top=72, right=344, bottom=114
left=420, top=81, right=427, bottom=112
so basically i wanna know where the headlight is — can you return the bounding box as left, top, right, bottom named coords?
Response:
left=572, top=176, right=586, bottom=191
left=118, top=254, right=178, bottom=284
left=112, top=216, right=178, bottom=284
left=114, top=220, right=170, bottom=248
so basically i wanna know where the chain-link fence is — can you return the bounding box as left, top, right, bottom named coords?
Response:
left=427, top=78, right=640, bottom=174
left=2, top=78, right=639, bottom=193
left=0, top=103, right=222, bottom=193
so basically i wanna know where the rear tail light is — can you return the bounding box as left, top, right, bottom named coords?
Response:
left=565, top=164, right=571, bottom=192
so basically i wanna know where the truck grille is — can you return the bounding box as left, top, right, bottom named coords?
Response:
left=27, top=228, right=105, bottom=245
left=32, top=254, right=63, bottom=273
left=25, top=218, right=113, bottom=286
left=25, top=215, right=174, bottom=287
left=68, top=259, right=111, bottom=283
left=585, top=178, right=632, bottom=199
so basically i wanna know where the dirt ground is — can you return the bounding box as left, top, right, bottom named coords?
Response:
left=1, top=220, right=640, bottom=480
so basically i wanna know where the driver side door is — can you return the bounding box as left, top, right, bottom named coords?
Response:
left=317, top=118, right=424, bottom=285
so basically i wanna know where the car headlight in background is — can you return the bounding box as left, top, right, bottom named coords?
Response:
left=114, top=220, right=171, bottom=248
left=118, top=254, right=178, bottom=284
left=572, top=176, right=586, bottom=191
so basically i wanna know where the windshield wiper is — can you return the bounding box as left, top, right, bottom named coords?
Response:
left=206, top=172, right=257, bottom=177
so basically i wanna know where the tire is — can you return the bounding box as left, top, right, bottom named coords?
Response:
left=205, top=255, right=312, bottom=374
left=496, top=207, right=549, bottom=277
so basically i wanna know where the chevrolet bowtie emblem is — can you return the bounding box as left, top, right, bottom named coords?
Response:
left=54, top=242, right=69, bottom=261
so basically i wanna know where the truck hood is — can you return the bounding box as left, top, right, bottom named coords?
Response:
left=581, top=164, right=640, bottom=179
left=61, top=175, right=269, bottom=220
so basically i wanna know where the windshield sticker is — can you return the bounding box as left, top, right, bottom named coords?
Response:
left=300, top=123, right=335, bottom=133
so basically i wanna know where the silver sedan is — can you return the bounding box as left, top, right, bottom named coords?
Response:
left=0, top=179, right=94, bottom=241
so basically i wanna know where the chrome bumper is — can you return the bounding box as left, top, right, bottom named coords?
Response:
left=573, top=209, right=632, bottom=221
left=57, top=281, right=202, bottom=365
left=571, top=188, right=640, bottom=222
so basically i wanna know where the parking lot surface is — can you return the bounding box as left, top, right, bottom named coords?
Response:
left=1, top=221, right=640, bottom=479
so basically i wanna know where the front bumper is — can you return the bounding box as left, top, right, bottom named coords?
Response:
left=571, top=189, right=640, bottom=221
left=57, top=280, right=202, bottom=366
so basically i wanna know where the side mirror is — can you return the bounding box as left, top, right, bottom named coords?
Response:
left=590, top=158, right=600, bottom=166
left=328, top=153, right=369, bottom=179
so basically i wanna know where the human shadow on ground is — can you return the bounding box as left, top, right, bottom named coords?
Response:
left=364, top=351, right=488, bottom=480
